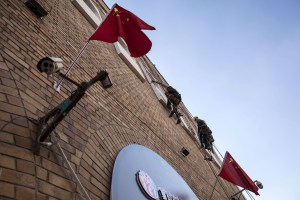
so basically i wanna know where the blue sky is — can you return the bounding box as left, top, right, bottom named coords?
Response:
left=103, top=1, right=300, bottom=199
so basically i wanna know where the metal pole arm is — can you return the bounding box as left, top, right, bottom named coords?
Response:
left=58, top=72, right=81, bottom=87
left=34, top=70, right=110, bottom=154
left=87, top=70, right=108, bottom=86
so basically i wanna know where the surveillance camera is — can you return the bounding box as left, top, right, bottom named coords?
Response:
left=255, top=180, right=263, bottom=189
left=37, top=57, right=63, bottom=75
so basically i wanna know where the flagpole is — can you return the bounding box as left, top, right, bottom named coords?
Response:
left=209, top=151, right=228, bottom=200
left=209, top=176, right=219, bottom=200
left=55, top=40, right=90, bottom=90
left=55, top=3, right=117, bottom=90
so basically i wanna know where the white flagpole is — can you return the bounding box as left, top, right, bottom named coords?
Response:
left=54, top=41, right=90, bottom=91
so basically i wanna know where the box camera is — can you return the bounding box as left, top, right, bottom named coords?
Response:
left=37, top=57, right=63, bottom=75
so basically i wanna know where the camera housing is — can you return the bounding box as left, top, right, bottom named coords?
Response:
left=37, top=57, right=63, bottom=75
left=255, top=180, right=263, bottom=189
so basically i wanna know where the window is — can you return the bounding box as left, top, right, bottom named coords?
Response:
left=117, top=38, right=129, bottom=52
left=138, top=62, right=167, bottom=106
left=180, top=118, right=190, bottom=132
left=114, top=41, right=146, bottom=82
left=72, top=0, right=102, bottom=28
left=180, top=117, right=199, bottom=136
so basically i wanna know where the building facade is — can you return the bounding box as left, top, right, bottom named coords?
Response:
left=0, top=0, right=244, bottom=199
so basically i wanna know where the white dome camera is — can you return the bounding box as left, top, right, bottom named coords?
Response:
left=37, top=57, right=63, bottom=75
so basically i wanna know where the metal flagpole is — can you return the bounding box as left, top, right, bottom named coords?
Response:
left=208, top=150, right=231, bottom=200
left=209, top=176, right=219, bottom=200
left=54, top=41, right=90, bottom=91
left=54, top=3, right=118, bottom=91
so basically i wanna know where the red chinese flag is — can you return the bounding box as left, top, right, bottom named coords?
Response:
left=89, top=4, right=155, bottom=57
left=218, top=151, right=259, bottom=195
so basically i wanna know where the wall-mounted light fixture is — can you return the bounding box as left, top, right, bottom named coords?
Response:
left=100, top=73, right=112, bottom=89
left=24, top=0, right=48, bottom=18
left=181, top=147, right=189, bottom=157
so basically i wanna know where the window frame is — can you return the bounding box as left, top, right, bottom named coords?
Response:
left=72, top=0, right=102, bottom=28
left=114, top=42, right=146, bottom=82
left=138, top=61, right=168, bottom=105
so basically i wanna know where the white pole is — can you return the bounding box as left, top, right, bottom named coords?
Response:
left=54, top=41, right=90, bottom=91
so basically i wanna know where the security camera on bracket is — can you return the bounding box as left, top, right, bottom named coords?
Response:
left=37, top=57, right=64, bottom=92
left=33, top=57, right=112, bottom=155
left=37, top=57, right=63, bottom=74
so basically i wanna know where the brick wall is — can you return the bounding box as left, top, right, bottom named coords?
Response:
left=0, top=0, right=244, bottom=199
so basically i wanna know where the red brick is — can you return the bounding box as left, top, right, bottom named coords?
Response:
left=3, top=123, right=30, bottom=137
left=75, top=194, right=85, bottom=200
left=59, top=140, right=75, bottom=154
left=7, top=95, right=23, bottom=107
left=16, top=159, right=35, bottom=175
left=0, top=101, right=25, bottom=116
left=0, top=130, right=14, bottom=144
left=15, top=135, right=32, bottom=149
left=19, top=91, right=45, bottom=112
left=38, top=180, right=73, bottom=200
left=24, top=88, right=48, bottom=107
left=0, top=168, right=35, bottom=188
left=49, top=172, right=76, bottom=192
left=22, top=100, right=38, bottom=114
left=26, top=70, right=48, bottom=88
left=11, top=71, right=21, bottom=82
left=1, top=51, right=27, bottom=73
left=0, top=84, right=19, bottom=97
left=24, top=109, right=37, bottom=121
left=16, top=186, right=35, bottom=200
left=0, top=61, right=9, bottom=70
left=0, top=154, right=15, bottom=169
left=78, top=166, right=90, bottom=181
left=3, top=48, right=29, bottom=69
left=0, top=181, right=15, bottom=198
left=8, top=39, right=20, bottom=51
left=1, top=77, right=16, bottom=88
left=0, top=69, right=12, bottom=79
left=41, top=158, right=65, bottom=177
left=77, top=174, right=101, bottom=197
left=36, top=166, right=47, bottom=181
left=11, top=115, right=29, bottom=127
left=37, top=192, right=47, bottom=200
left=71, top=154, right=80, bottom=165
left=0, top=141, right=34, bottom=161
left=82, top=153, right=93, bottom=166
left=0, top=93, right=7, bottom=102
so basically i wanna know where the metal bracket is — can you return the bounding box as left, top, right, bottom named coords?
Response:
left=53, top=80, right=62, bottom=93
